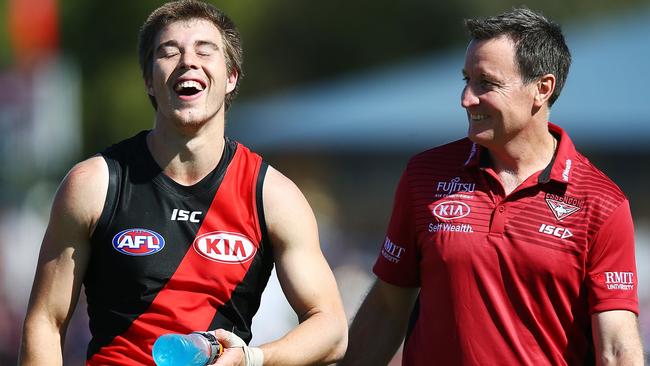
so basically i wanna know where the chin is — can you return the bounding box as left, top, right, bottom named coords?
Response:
left=173, top=109, right=212, bottom=124
left=469, top=132, right=501, bottom=151
left=468, top=126, right=492, bottom=142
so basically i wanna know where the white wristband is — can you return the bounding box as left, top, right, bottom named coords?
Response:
left=243, top=346, right=264, bottom=366
left=220, top=330, right=264, bottom=366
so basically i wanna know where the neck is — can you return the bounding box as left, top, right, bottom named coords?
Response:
left=487, top=123, right=556, bottom=195
left=147, top=115, right=226, bottom=186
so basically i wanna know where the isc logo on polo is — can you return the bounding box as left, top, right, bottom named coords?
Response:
left=538, top=224, right=573, bottom=239
left=193, top=231, right=257, bottom=264
left=112, top=228, right=165, bottom=256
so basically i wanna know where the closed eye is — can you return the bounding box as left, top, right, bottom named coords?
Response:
left=195, top=40, right=218, bottom=57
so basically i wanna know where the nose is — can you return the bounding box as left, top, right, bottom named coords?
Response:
left=179, top=51, right=199, bottom=70
left=461, top=84, right=479, bottom=109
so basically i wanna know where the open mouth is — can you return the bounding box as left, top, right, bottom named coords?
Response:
left=469, top=113, right=489, bottom=121
left=173, top=80, right=205, bottom=97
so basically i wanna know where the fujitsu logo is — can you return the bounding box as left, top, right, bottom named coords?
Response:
left=436, top=177, right=476, bottom=195
left=604, top=272, right=634, bottom=291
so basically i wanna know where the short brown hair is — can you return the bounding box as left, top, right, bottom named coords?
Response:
left=138, top=0, right=243, bottom=110
left=465, top=7, right=571, bottom=107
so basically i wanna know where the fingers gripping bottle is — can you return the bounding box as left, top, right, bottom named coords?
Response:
left=152, top=331, right=224, bottom=366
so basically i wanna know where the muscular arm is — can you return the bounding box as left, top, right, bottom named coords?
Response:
left=592, top=310, right=644, bottom=366
left=254, top=166, right=347, bottom=365
left=340, top=278, right=419, bottom=366
left=19, top=157, right=108, bottom=365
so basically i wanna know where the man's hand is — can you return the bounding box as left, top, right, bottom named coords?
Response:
left=210, top=329, right=263, bottom=366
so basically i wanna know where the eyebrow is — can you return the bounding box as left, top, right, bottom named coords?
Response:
left=195, top=40, right=219, bottom=50
left=480, top=72, right=501, bottom=83
left=461, top=69, right=500, bottom=81
left=156, top=40, right=180, bottom=53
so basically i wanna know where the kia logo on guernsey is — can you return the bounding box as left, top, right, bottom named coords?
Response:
left=193, top=231, right=257, bottom=264
left=432, top=201, right=471, bottom=220
left=112, top=229, right=165, bottom=256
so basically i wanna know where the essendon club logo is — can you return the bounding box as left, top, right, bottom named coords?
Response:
left=545, top=193, right=584, bottom=221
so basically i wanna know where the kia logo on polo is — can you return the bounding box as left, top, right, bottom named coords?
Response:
left=193, top=231, right=257, bottom=264
left=112, top=228, right=165, bottom=256
left=433, top=201, right=471, bottom=220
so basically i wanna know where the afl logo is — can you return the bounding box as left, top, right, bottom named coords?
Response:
left=112, top=229, right=165, bottom=256
left=433, top=201, right=471, bottom=220
left=193, top=231, right=257, bottom=264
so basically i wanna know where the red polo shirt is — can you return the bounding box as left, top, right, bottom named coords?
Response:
left=373, top=123, right=639, bottom=365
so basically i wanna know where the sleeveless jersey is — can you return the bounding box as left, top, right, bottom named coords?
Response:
left=83, top=131, right=273, bottom=365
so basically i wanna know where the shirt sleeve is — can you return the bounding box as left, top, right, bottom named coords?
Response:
left=586, top=200, right=639, bottom=315
left=372, top=165, right=420, bottom=287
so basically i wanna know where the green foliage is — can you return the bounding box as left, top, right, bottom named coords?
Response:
left=54, top=0, right=649, bottom=154
left=0, top=0, right=12, bottom=65
left=82, top=57, right=153, bottom=152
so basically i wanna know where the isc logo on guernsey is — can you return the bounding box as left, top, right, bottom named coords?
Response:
left=112, top=228, right=165, bottom=256
left=193, top=231, right=257, bottom=264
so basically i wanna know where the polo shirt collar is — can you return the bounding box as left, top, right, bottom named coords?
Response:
left=463, top=122, right=579, bottom=185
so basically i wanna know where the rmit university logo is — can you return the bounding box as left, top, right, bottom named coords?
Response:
left=112, top=228, right=165, bottom=256
left=193, top=231, right=257, bottom=264
left=381, top=237, right=406, bottom=264
left=432, top=201, right=471, bottom=221
left=604, top=271, right=634, bottom=291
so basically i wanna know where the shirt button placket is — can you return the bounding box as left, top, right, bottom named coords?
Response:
left=491, top=205, right=506, bottom=234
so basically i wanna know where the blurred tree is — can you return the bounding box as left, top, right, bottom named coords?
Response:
left=0, top=0, right=11, bottom=65
left=43, top=0, right=650, bottom=154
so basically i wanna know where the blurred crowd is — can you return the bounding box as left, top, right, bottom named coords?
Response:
left=1, top=182, right=649, bottom=364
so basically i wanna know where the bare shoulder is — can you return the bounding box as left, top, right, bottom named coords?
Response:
left=262, top=166, right=317, bottom=250
left=64, top=155, right=108, bottom=186
left=53, top=155, right=109, bottom=234
left=263, top=166, right=311, bottom=217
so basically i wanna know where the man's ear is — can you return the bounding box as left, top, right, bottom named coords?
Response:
left=226, top=70, right=238, bottom=94
left=534, top=73, right=556, bottom=107
left=145, top=78, right=154, bottom=96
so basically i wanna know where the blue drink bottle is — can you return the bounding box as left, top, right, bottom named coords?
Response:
left=152, top=331, right=223, bottom=366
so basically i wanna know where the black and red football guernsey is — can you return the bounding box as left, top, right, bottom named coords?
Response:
left=84, top=131, right=273, bottom=365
